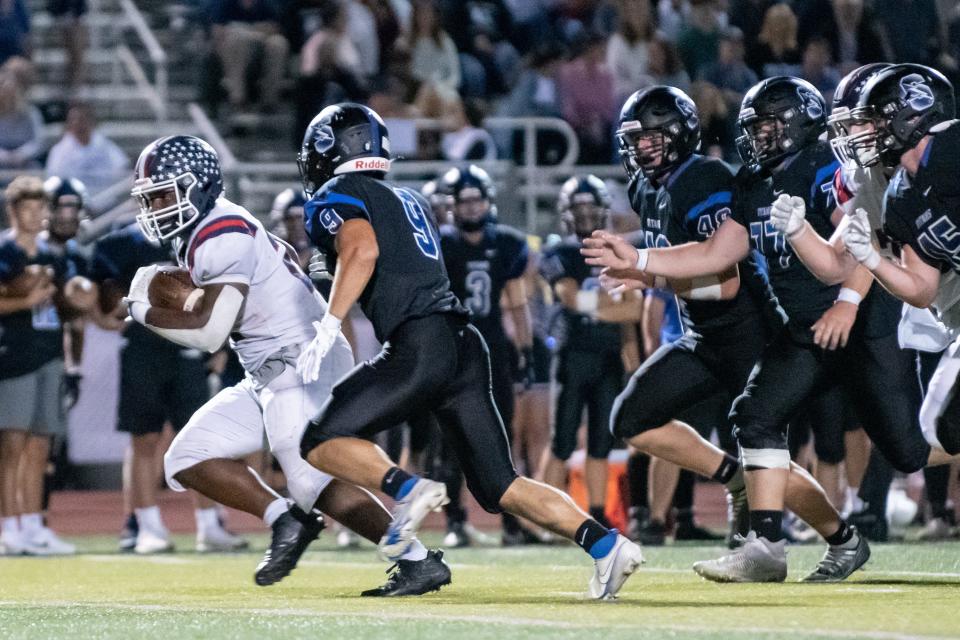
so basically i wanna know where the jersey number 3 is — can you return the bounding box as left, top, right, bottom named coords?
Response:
left=394, top=188, right=439, bottom=260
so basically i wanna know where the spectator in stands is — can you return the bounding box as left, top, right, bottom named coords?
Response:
left=796, top=0, right=888, bottom=71
left=690, top=80, right=733, bottom=159
left=442, top=97, right=496, bottom=161
left=0, top=70, right=43, bottom=169
left=0, top=0, right=30, bottom=68
left=646, top=35, right=691, bottom=92
left=341, top=0, right=380, bottom=80
left=210, top=0, right=289, bottom=111
left=45, top=104, right=129, bottom=198
left=801, top=37, right=841, bottom=104
left=749, top=2, right=801, bottom=78
left=607, top=0, right=654, bottom=104
left=495, top=44, right=565, bottom=163
left=48, top=0, right=88, bottom=90
left=728, top=0, right=774, bottom=54
left=676, top=0, right=723, bottom=80
left=409, top=0, right=460, bottom=94
left=358, top=0, right=400, bottom=75
left=656, top=0, right=688, bottom=42
left=873, top=0, right=941, bottom=66
left=439, top=0, right=516, bottom=97
left=558, top=32, right=615, bottom=164
left=699, top=27, right=757, bottom=108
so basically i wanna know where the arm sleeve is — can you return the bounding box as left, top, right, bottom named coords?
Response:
left=191, top=232, right=257, bottom=287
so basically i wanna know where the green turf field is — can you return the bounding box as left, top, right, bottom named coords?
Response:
left=2, top=534, right=959, bottom=640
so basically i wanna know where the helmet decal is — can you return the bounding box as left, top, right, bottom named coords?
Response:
left=899, top=74, right=935, bottom=112
left=313, top=125, right=336, bottom=154
left=797, top=86, right=824, bottom=120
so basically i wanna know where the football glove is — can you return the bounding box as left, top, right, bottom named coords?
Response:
left=842, top=207, right=881, bottom=270
left=308, top=250, right=333, bottom=283
left=770, top=194, right=807, bottom=239
left=296, top=313, right=342, bottom=383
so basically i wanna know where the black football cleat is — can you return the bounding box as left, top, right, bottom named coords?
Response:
left=361, top=549, right=452, bottom=597
left=254, top=507, right=325, bottom=586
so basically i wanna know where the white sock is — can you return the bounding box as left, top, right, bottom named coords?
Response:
left=2, top=516, right=20, bottom=536
left=135, top=506, right=166, bottom=536
left=194, top=508, right=220, bottom=536
left=20, top=513, right=43, bottom=535
left=263, top=498, right=290, bottom=527
left=400, top=538, right=428, bottom=562
left=845, top=487, right=864, bottom=514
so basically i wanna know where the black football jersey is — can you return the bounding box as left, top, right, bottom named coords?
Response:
left=304, top=174, right=467, bottom=343
left=731, top=141, right=841, bottom=341
left=883, top=121, right=960, bottom=274
left=539, top=236, right=621, bottom=353
left=440, top=223, right=528, bottom=344
left=629, top=154, right=775, bottom=335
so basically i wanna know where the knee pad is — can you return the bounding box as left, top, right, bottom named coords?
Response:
left=466, top=471, right=517, bottom=514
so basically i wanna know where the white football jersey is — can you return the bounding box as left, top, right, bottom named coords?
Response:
left=179, top=197, right=326, bottom=372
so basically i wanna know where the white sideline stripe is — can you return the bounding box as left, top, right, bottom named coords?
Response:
left=76, top=555, right=960, bottom=579
left=0, top=601, right=954, bottom=640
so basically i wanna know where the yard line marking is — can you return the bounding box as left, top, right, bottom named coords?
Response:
left=0, top=601, right=955, bottom=640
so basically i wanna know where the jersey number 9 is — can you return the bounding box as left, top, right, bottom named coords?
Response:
left=394, top=188, right=439, bottom=260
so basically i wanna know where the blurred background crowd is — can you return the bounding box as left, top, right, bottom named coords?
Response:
left=1, top=0, right=959, bottom=554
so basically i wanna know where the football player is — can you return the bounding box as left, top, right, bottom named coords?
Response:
left=584, top=78, right=876, bottom=582
left=438, top=164, right=537, bottom=546
left=123, top=135, right=449, bottom=595
left=268, top=188, right=311, bottom=269
left=813, top=64, right=960, bottom=456
left=296, top=103, right=643, bottom=600
left=540, top=175, right=640, bottom=528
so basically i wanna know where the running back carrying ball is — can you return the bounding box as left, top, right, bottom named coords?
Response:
left=147, top=267, right=204, bottom=311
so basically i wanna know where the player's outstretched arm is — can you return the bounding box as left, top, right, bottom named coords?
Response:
left=781, top=205, right=860, bottom=285
left=842, top=208, right=941, bottom=307
left=328, top=218, right=379, bottom=320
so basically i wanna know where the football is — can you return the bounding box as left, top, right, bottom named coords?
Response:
left=147, top=267, right=203, bottom=311
left=0, top=264, right=55, bottom=298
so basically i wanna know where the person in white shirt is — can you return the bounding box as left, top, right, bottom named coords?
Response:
left=45, top=104, right=129, bottom=197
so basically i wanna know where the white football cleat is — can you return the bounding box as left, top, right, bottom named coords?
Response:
left=379, top=478, right=449, bottom=562
left=196, top=526, right=249, bottom=553
left=588, top=534, right=644, bottom=600
left=22, top=527, right=76, bottom=555
left=135, top=529, right=174, bottom=554
left=1, top=529, right=25, bottom=555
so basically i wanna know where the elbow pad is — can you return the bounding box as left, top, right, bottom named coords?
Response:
left=146, top=285, right=244, bottom=352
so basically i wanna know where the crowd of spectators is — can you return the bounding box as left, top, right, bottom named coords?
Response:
left=186, top=0, right=960, bottom=163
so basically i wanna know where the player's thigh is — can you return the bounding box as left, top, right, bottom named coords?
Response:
left=677, top=389, right=737, bottom=455
left=730, top=331, right=825, bottom=448
left=611, top=335, right=720, bottom=440
left=919, top=341, right=960, bottom=451
left=0, top=367, right=41, bottom=430
left=433, top=325, right=518, bottom=513
left=847, top=332, right=929, bottom=472
left=164, top=381, right=266, bottom=490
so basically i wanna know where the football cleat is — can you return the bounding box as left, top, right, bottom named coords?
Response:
left=847, top=509, right=889, bottom=542
left=501, top=525, right=553, bottom=547
left=442, top=522, right=471, bottom=548
left=1, top=529, right=25, bottom=555
left=588, top=534, right=644, bottom=600
left=255, top=507, right=325, bottom=586
left=118, top=513, right=138, bottom=552
left=632, top=518, right=666, bottom=546
left=802, top=528, right=870, bottom=582
left=23, top=527, right=76, bottom=556
left=361, top=549, right=452, bottom=597
left=693, top=531, right=787, bottom=583
left=197, top=525, right=249, bottom=553
left=917, top=516, right=957, bottom=541
left=134, top=529, right=174, bottom=555
left=379, top=479, right=448, bottom=562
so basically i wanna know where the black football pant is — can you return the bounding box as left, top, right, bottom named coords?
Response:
left=551, top=348, right=620, bottom=461
left=301, top=314, right=519, bottom=513
left=732, top=328, right=929, bottom=473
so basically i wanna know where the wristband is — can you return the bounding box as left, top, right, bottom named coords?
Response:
left=635, top=248, right=649, bottom=271
left=836, top=287, right=863, bottom=306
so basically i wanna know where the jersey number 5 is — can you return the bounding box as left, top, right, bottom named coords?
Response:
left=394, top=188, right=439, bottom=260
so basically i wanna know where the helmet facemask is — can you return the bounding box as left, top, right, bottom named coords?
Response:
left=616, top=125, right=679, bottom=181
left=133, top=172, right=202, bottom=244
left=737, top=113, right=791, bottom=170
left=453, top=186, right=492, bottom=232
left=563, top=199, right=607, bottom=239
left=829, top=106, right=886, bottom=168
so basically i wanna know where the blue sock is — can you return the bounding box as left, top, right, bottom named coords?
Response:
left=588, top=530, right=619, bottom=559
left=576, top=519, right=618, bottom=559
left=381, top=466, right=420, bottom=500
left=395, top=477, right=419, bottom=500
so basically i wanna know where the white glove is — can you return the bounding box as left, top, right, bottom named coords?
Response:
left=842, top=207, right=881, bottom=270
left=296, top=313, right=343, bottom=383
left=770, top=193, right=807, bottom=239
left=123, top=264, right=159, bottom=324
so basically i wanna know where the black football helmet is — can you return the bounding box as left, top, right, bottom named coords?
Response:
left=616, top=85, right=700, bottom=181
left=557, top=175, right=610, bottom=239
left=43, top=176, right=88, bottom=243
left=837, top=64, right=956, bottom=168
left=828, top=63, right=891, bottom=164
left=736, top=77, right=826, bottom=171
left=298, top=103, right=392, bottom=197
left=131, top=135, right=224, bottom=244
left=421, top=178, right=453, bottom=227
left=443, top=164, right=497, bottom=232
